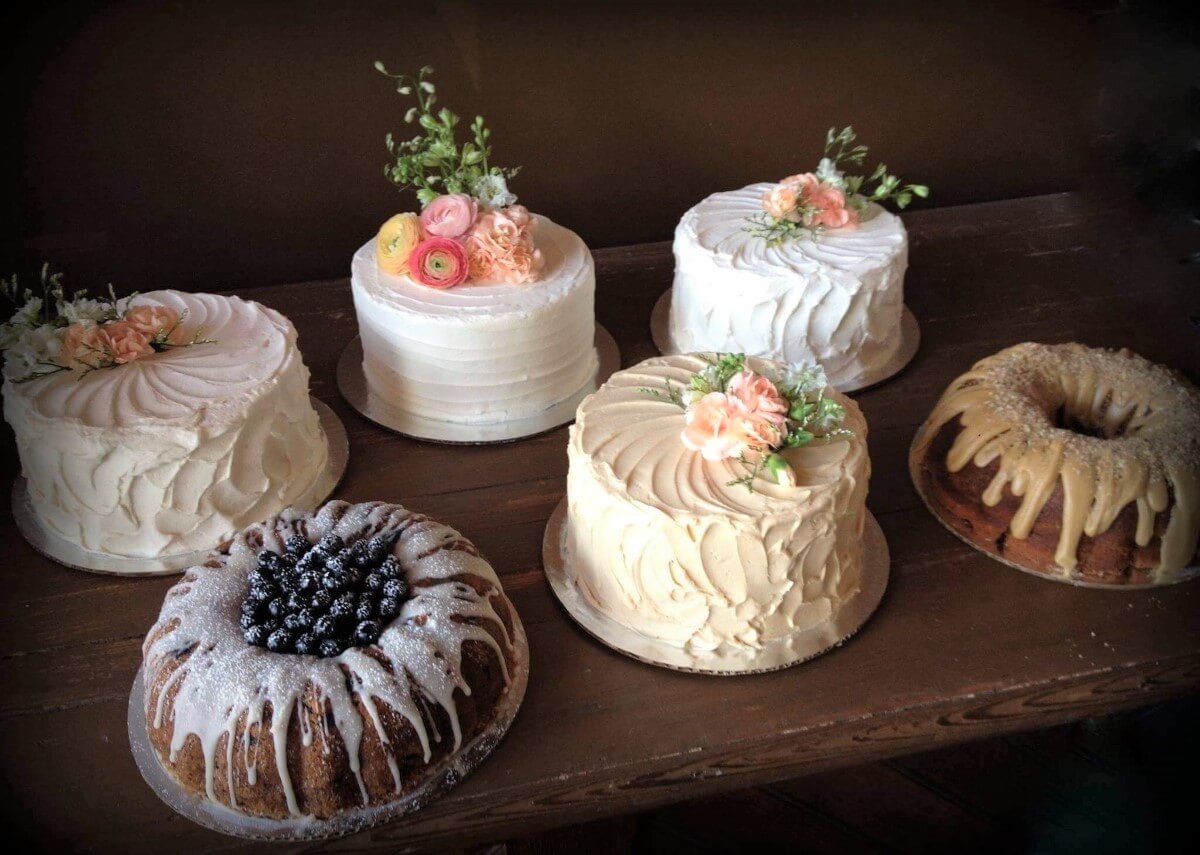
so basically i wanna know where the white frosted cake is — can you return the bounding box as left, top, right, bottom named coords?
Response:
left=565, top=353, right=870, bottom=655
left=351, top=215, right=598, bottom=425
left=669, top=184, right=907, bottom=389
left=3, top=290, right=329, bottom=558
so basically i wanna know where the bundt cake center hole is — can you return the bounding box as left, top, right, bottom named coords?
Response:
left=1053, top=402, right=1136, bottom=439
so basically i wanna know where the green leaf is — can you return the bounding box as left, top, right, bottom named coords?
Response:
left=910, top=184, right=930, bottom=198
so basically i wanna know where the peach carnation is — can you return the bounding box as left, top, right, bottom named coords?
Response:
left=98, top=321, right=154, bottom=364
left=466, top=206, right=543, bottom=285
left=56, top=324, right=105, bottom=370
left=680, top=392, right=755, bottom=461
left=124, top=305, right=184, bottom=344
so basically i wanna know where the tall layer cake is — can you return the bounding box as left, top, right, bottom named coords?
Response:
left=352, top=64, right=598, bottom=426
left=3, top=290, right=328, bottom=558
left=351, top=216, right=598, bottom=425
left=565, top=353, right=870, bottom=655
left=669, top=185, right=907, bottom=388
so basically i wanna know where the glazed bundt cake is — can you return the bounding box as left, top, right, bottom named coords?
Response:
left=910, top=343, right=1200, bottom=586
left=141, top=500, right=526, bottom=820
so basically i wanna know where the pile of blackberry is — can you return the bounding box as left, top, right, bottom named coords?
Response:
left=240, top=532, right=411, bottom=657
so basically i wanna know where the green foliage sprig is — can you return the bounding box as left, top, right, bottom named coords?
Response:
left=376, top=62, right=519, bottom=207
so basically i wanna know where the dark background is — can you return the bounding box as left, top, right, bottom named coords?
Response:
left=5, top=0, right=1172, bottom=293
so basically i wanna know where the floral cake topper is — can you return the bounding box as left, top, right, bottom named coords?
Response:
left=0, top=265, right=210, bottom=384
left=641, top=354, right=852, bottom=491
left=748, top=126, right=929, bottom=245
left=373, top=63, right=542, bottom=288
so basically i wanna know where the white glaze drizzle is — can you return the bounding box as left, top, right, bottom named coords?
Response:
left=143, top=501, right=515, bottom=818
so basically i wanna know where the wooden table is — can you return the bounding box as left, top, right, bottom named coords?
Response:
left=2, top=192, right=1197, bottom=853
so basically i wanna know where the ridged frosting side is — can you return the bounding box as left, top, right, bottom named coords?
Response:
left=912, top=342, right=1200, bottom=580
left=2, top=290, right=328, bottom=558
left=669, top=183, right=907, bottom=388
left=565, top=354, right=870, bottom=654
left=142, top=501, right=518, bottom=818
left=351, top=215, right=599, bottom=424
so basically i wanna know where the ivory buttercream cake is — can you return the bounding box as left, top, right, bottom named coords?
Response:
left=2, top=289, right=329, bottom=559
left=565, top=353, right=870, bottom=655
left=667, top=127, right=925, bottom=389
left=352, top=64, right=598, bottom=426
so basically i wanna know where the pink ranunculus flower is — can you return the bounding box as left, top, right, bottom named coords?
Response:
left=680, top=392, right=755, bottom=461
left=419, top=193, right=478, bottom=239
left=98, top=321, right=154, bottom=364
left=409, top=237, right=470, bottom=289
left=124, top=305, right=184, bottom=343
left=57, top=324, right=105, bottom=370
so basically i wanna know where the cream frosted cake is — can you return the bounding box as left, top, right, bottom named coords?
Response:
left=1, top=274, right=328, bottom=559
left=353, top=64, right=597, bottom=425
left=668, top=127, right=926, bottom=389
left=565, top=352, right=870, bottom=655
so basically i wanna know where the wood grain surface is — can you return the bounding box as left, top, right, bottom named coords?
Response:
left=1, top=192, right=1197, bottom=853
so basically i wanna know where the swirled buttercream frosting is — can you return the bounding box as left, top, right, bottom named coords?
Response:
left=351, top=215, right=599, bottom=425
left=2, top=290, right=328, bottom=558
left=669, top=183, right=908, bottom=388
left=565, top=354, right=871, bottom=655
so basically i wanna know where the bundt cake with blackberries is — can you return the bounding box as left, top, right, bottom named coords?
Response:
left=141, top=500, right=526, bottom=820
left=910, top=343, right=1200, bottom=586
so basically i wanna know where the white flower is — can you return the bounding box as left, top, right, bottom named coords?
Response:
left=782, top=362, right=828, bottom=396
left=10, top=297, right=43, bottom=327
left=681, top=388, right=704, bottom=408
left=471, top=173, right=517, bottom=210
left=2, top=325, right=61, bottom=381
left=815, top=157, right=845, bottom=189
left=60, top=297, right=109, bottom=325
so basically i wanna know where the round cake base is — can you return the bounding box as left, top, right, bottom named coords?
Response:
left=127, top=611, right=529, bottom=841
left=650, top=290, right=920, bottom=394
left=542, top=498, right=890, bottom=675
left=11, top=397, right=349, bottom=577
left=336, top=324, right=620, bottom=445
left=907, top=430, right=1200, bottom=589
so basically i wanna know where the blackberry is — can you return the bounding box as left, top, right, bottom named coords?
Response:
left=365, top=537, right=389, bottom=564
left=310, top=590, right=333, bottom=612
left=364, top=572, right=385, bottom=591
left=283, top=613, right=305, bottom=632
left=354, top=620, right=381, bottom=646
left=240, top=598, right=260, bottom=616
left=295, top=608, right=315, bottom=629
left=250, top=584, right=276, bottom=603
left=325, top=554, right=349, bottom=575
left=294, top=633, right=317, bottom=655
left=349, top=540, right=370, bottom=566
left=318, top=638, right=343, bottom=658
left=382, top=578, right=410, bottom=600
left=377, top=597, right=401, bottom=620
left=318, top=533, right=345, bottom=554
left=243, top=625, right=269, bottom=646
left=313, top=615, right=338, bottom=640
left=296, top=552, right=324, bottom=573
left=296, top=572, right=318, bottom=594
left=379, top=557, right=403, bottom=579
left=266, top=628, right=294, bottom=653
left=266, top=597, right=288, bottom=619
left=285, top=534, right=309, bottom=556
left=322, top=571, right=348, bottom=592
left=285, top=591, right=307, bottom=612
left=247, top=568, right=269, bottom=589
left=330, top=593, right=356, bottom=620
left=355, top=599, right=375, bottom=621
left=239, top=612, right=257, bottom=630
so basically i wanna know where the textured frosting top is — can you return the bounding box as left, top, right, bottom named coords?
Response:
left=353, top=216, right=592, bottom=323
left=7, top=290, right=297, bottom=428
left=573, top=353, right=867, bottom=519
left=677, top=183, right=906, bottom=276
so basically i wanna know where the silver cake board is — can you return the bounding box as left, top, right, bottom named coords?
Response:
left=128, top=609, right=529, bottom=841
left=907, top=432, right=1200, bottom=590
left=11, top=397, right=349, bottom=577
left=336, top=323, right=620, bottom=445
left=542, top=498, right=890, bottom=675
left=650, top=289, right=920, bottom=395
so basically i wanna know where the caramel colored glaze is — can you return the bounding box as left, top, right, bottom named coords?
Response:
left=910, top=343, right=1200, bottom=585
left=914, top=418, right=1179, bottom=584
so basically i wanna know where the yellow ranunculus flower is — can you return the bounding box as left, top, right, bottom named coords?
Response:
left=375, top=212, right=423, bottom=276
